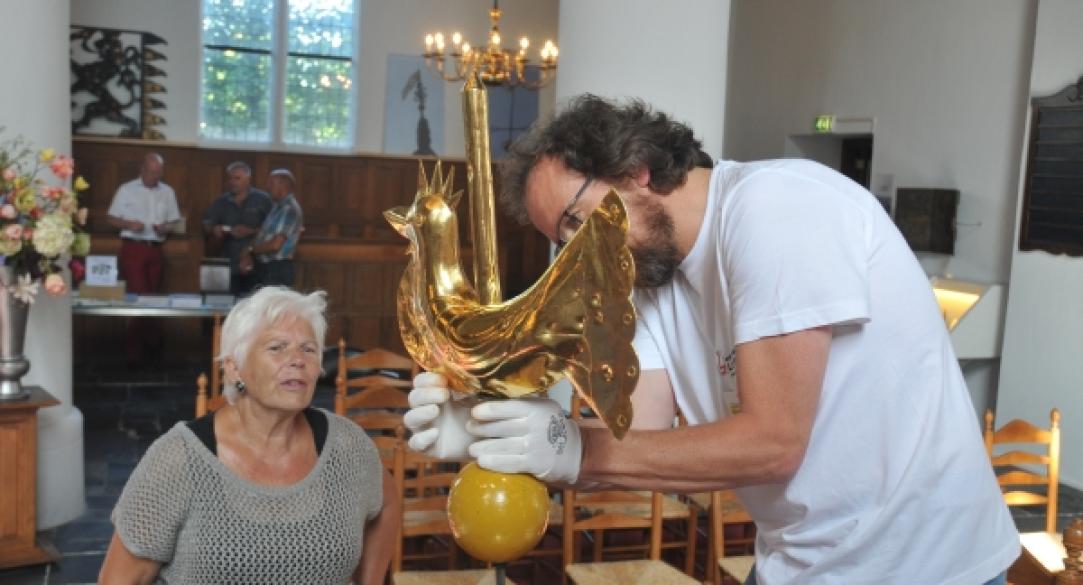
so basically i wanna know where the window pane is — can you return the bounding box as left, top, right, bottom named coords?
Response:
left=202, top=0, right=274, bottom=50
left=201, top=48, right=272, bottom=141
left=284, top=57, right=352, bottom=147
left=288, top=0, right=355, bottom=58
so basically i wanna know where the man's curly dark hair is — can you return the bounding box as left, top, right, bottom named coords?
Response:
left=499, top=94, right=713, bottom=225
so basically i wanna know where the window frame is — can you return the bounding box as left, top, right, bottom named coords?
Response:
left=199, top=0, right=360, bottom=153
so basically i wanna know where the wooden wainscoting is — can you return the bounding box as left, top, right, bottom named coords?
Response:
left=72, top=139, right=550, bottom=366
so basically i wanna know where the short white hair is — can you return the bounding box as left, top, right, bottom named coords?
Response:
left=217, top=286, right=328, bottom=404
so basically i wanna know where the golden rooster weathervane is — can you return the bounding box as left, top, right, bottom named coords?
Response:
left=384, top=73, right=639, bottom=438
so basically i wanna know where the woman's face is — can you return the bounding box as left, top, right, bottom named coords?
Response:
left=237, top=315, right=320, bottom=412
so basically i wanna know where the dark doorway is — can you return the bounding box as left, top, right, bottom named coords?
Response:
left=840, top=136, right=873, bottom=189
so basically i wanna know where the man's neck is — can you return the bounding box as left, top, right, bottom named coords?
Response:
left=667, top=166, right=712, bottom=256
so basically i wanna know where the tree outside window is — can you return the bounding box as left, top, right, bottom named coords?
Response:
left=201, top=0, right=356, bottom=148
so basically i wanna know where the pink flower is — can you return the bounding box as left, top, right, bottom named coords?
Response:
left=49, top=155, right=74, bottom=180
left=2, top=168, right=15, bottom=182
left=0, top=205, right=16, bottom=219
left=43, top=273, right=65, bottom=295
left=4, top=224, right=22, bottom=240
left=40, top=186, right=65, bottom=200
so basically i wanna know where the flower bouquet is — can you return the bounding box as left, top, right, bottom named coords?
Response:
left=0, top=134, right=91, bottom=302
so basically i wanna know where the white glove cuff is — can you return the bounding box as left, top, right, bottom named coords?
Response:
left=427, top=399, right=475, bottom=460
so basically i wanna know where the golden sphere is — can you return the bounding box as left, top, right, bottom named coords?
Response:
left=447, top=462, right=550, bottom=563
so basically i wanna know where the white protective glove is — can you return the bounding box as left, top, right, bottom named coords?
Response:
left=402, top=372, right=476, bottom=459
left=467, top=397, right=583, bottom=484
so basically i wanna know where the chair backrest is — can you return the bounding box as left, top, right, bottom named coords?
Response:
left=334, top=340, right=419, bottom=435
left=984, top=408, right=1061, bottom=533
left=562, top=394, right=664, bottom=572
left=195, top=372, right=228, bottom=417
left=336, top=340, right=417, bottom=391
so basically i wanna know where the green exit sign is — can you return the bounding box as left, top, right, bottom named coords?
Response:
left=814, top=115, right=834, bottom=133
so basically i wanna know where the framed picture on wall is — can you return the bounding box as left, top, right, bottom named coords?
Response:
left=383, top=54, right=444, bottom=156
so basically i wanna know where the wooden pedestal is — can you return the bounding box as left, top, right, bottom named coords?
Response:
left=0, top=387, right=60, bottom=569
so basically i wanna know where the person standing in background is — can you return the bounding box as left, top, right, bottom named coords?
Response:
left=202, top=161, right=272, bottom=296
left=106, top=152, right=181, bottom=367
left=239, top=168, right=303, bottom=287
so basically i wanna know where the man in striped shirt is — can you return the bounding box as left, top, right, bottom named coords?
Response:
left=240, top=169, right=303, bottom=288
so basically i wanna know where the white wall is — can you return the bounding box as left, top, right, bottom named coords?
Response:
left=998, top=0, right=1083, bottom=489
left=556, top=0, right=729, bottom=159
left=70, top=0, right=558, bottom=155
left=724, top=0, right=1036, bottom=417
left=1, top=0, right=85, bottom=530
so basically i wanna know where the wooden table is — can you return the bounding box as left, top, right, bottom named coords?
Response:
left=0, top=387, right=60, bottom=569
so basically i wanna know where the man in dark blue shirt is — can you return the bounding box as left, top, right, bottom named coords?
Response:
left=202, top=161, right=272, bottom=295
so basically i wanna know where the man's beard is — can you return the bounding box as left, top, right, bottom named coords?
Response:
left=630, top=200, right=680, bottom=288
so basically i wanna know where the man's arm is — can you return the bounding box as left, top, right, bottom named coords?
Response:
left=107, top=215, right=144, bottom=232
left=576, top=326, right=831, bottom=493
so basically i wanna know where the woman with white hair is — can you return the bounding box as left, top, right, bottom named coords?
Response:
left=100, top=286, right=398, bottom=584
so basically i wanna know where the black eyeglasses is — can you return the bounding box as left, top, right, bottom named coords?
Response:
left=554, top=175, right=593, bottom=250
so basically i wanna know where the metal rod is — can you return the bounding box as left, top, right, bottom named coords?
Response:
left=495, top=563, right=507, bottom=585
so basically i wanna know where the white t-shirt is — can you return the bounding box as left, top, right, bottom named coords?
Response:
left=632, top=159, right=1019, bottom=584
left=107, top=178, right=181, bottom=242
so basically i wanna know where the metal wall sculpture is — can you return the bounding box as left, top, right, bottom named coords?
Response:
left=70, top=26, right=167, bottom=140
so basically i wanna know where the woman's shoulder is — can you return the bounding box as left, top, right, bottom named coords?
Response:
left=145, top=422, right=201, bottom=459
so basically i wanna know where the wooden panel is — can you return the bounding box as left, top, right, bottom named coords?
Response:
left=0, top=424, right=19, bottom=536
left=0, top=389, right=59, bottom=569
left=71, top=139, right=551, bottom=362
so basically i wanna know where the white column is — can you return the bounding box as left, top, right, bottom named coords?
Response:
left=0, top=0, right=85, bottom=529
left=555, top=0, right=731, bottom=158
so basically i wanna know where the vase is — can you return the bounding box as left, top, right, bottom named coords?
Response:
left=0, top=266, right=31, bottom=400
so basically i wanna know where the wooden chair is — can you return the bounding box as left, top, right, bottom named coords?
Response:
left=389, top=440, right=462, bottom=574
left=333, top=340, right=417, bottom=451
left=685, top=490, right=755, bottom=585
left=330, top=341, right=459, bottom=572
left=561, top=396, right=697, bottom=584
left=984, top=408, right=1061, bottom=533
left=335, top=340, right=417, bottom=398
left=194, top=372, right=227, bottom=417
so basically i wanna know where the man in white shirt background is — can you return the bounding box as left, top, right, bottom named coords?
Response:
left=106, top=152, right=181, bottom=367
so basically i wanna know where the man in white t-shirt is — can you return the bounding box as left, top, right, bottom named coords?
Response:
left=106, top=152, right=181, bottom=366
left=403, top=96, right=1020, bottom=584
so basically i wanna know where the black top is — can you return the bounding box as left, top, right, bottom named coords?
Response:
left=187, top=407, right=329, bottom=456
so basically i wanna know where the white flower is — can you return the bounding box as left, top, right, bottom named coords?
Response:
left=31, top=213, right=74, bottom=258
left=9, top=273, right=38, bottom=304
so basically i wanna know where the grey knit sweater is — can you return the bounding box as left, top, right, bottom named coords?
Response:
left=112, top=410, right=383, bottom=584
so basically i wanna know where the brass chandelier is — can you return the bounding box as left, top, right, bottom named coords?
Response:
left=423, top=0, right=558, bottom=89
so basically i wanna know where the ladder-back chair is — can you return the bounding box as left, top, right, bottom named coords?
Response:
left=984, top=408, right=1061, bottom=534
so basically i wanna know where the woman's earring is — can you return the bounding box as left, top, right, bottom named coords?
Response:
left=235, top=380, right=246, bottom=394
